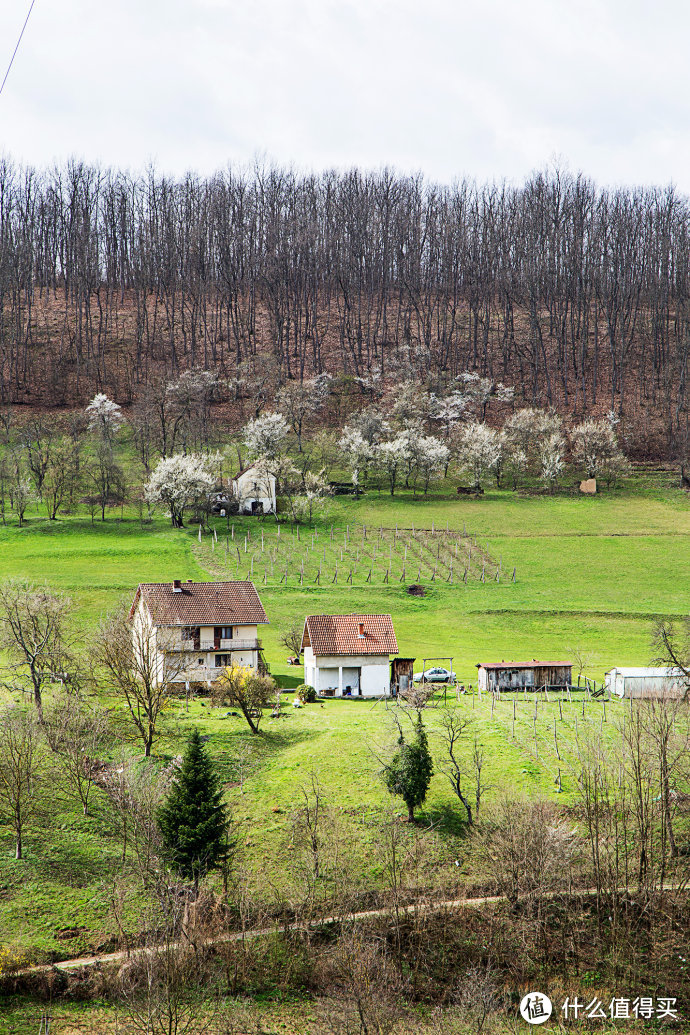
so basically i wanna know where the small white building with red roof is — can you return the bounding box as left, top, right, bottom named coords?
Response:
left=301, top=613, right=398, bottom=698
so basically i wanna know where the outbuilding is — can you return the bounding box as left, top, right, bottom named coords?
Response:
left=301, top=613, right=399, bottom=698
left=605, top=667, right=687, bottom=700
left=476, top=660, right=572, bottom=693
left=232, top=463, right=277, bottom=515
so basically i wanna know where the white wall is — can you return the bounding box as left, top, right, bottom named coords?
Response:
left=234, top=469, right=277, bottom=514
left=303, top=651, right=391, bottom=698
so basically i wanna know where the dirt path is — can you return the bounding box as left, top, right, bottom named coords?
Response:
left=20, top=885, right=681, bottom=976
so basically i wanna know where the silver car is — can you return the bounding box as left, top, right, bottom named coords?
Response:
left=413, top=666, right=457, bottom=684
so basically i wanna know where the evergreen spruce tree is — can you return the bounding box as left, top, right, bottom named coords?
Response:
left=158, top=728, right=230, bottom=890
left=384, top=713, right=434, bottom=821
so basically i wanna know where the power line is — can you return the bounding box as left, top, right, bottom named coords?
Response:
left=0, top=0, right=38, bottom=101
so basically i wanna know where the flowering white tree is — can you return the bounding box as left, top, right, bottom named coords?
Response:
left=432, top=391, right=467, bottom=440
left=456, top=372, right=514, bottom=419
left=292, top=471, right=332, bottom=524
left=456, top=423, right=502, bottom=491
left=344, top=407, right=390, bottom=446
left=85, top=393, right=123, bottom=442
left=389, top=381, right=432, bottom=429
left=503, top=408, right=563, bottom=477
left=145, top=454, right=215, bottom=527
left=376, top=436, right=410, bottom=496
left=412, top=435, right=450, bottom=495
left=276, top=374, right=331, bottom=451
left=539, top=433, right=566, bottom=493
left=338, top=428, right=374, bottom=492
left=570, top=418, right=627, bottom=480
left=504, top=444, right=529, bottom=490
left=243, top=413, right=289, bottom=461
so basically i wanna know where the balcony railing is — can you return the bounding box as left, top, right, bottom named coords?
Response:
left=219, top=638, right=260, bottom=651
left=163, top=638, right=261, bottom=654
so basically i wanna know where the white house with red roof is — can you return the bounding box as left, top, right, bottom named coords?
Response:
left=129, top=580, right=269, bottom=685
left=301, top=613, right=398, bottom=698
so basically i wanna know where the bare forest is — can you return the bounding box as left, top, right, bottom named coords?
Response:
left=0, top=159, right=688, bottom=464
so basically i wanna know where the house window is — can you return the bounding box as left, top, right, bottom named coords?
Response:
left=181, top=627, right=196, bottom=641
left=215, top=654, right=233, bottom=667
left=220, top=627, right=233, bottom=640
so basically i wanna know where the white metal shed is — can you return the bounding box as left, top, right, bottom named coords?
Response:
left=605, top=667, right=687, bottom=700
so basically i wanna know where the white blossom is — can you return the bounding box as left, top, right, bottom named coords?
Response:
left=243, top=412, right=289, bottom=461
left=145, top=453, right=215, bottom=527
left=456, top=422, right=502, bottom=490
left=570, top=418, right=626, bottom=479
left=85, top=393, right=123, bottom=441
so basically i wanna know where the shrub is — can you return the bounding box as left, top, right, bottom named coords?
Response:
left=295, top=684, right=316, bottom=703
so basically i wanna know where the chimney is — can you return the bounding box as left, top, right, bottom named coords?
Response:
left=172, top=579, right=182, bottom=593
left=358, top=622, right=365, bottom=638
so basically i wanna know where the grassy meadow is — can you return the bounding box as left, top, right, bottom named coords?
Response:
left=0, top=466, right=689, bottom=967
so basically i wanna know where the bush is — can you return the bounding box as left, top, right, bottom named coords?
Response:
left=295, top=684, right=316, bottom=703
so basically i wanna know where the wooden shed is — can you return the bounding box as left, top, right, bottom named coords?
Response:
left=391, top=657, right=415, bottom=695
left=476, top=660, right=572, bottom=693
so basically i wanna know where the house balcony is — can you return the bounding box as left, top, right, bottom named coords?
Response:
left=218, top=638, right=261, bottom=651
left=164, top=638, right=261, bottom=653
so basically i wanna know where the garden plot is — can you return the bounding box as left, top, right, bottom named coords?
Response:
left=193, top=519, right=508, bottom=588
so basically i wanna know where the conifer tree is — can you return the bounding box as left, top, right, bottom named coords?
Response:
left=383, top=713, right=434, bottom=821
left=158, top=728, right=230, bottom=889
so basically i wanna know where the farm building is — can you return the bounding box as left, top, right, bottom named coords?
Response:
left=232, top=463, right=277, bottom=515
left=391, top=657, right=415, bottom=695
left=129, top=580, right=269, bottom=685
left=605, top=667, right=687, bottom=700
left=476, top=660, right=573, bottom=692
left=301, top=613, right=399, bottom=698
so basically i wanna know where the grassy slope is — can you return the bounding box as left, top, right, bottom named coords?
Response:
left=0, top=470, right=689, bottom=963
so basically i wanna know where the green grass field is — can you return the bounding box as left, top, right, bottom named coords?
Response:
left=1, top=468, right=689, bottom=964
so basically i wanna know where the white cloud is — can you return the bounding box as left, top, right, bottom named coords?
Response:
left=0, top=0, right=688, bottom=190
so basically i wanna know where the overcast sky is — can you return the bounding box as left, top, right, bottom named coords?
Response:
left=0, top=0, right=688, bottom=191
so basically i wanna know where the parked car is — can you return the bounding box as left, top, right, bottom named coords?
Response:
left=413, top=666, right=456, bottom=684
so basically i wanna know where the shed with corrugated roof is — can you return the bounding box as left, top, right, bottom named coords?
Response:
left=476, top=660, right=572, bottom=693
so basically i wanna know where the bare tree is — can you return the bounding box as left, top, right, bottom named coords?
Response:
left=437, top=710, right=474, bottom=824
left=319, top=924, right=407, bottom=1035
left=7, top=450, right=34, bottom=527
left=115, top=900, right=214, bottom=1035
left=0, top=579, right=78, bottom=721
left=86, top=440, right=127, bottom=521
left=652, top=617, right=690, bottom=690
left=280, top=619, right=304, bottom=658
left=451, top=965, right=505, bottom=1035
left=95, top=605, right=182, bottom=756
left=0, top=706, right=43, bottom=859
left=475, top=797, right=578, bottom=909
left=43, top=693, right=111, bottom=816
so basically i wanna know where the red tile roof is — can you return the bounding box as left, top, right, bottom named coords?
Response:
left=130, top=581, right=268, bottom=626
left=302, top=614, right=398, bottom=656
